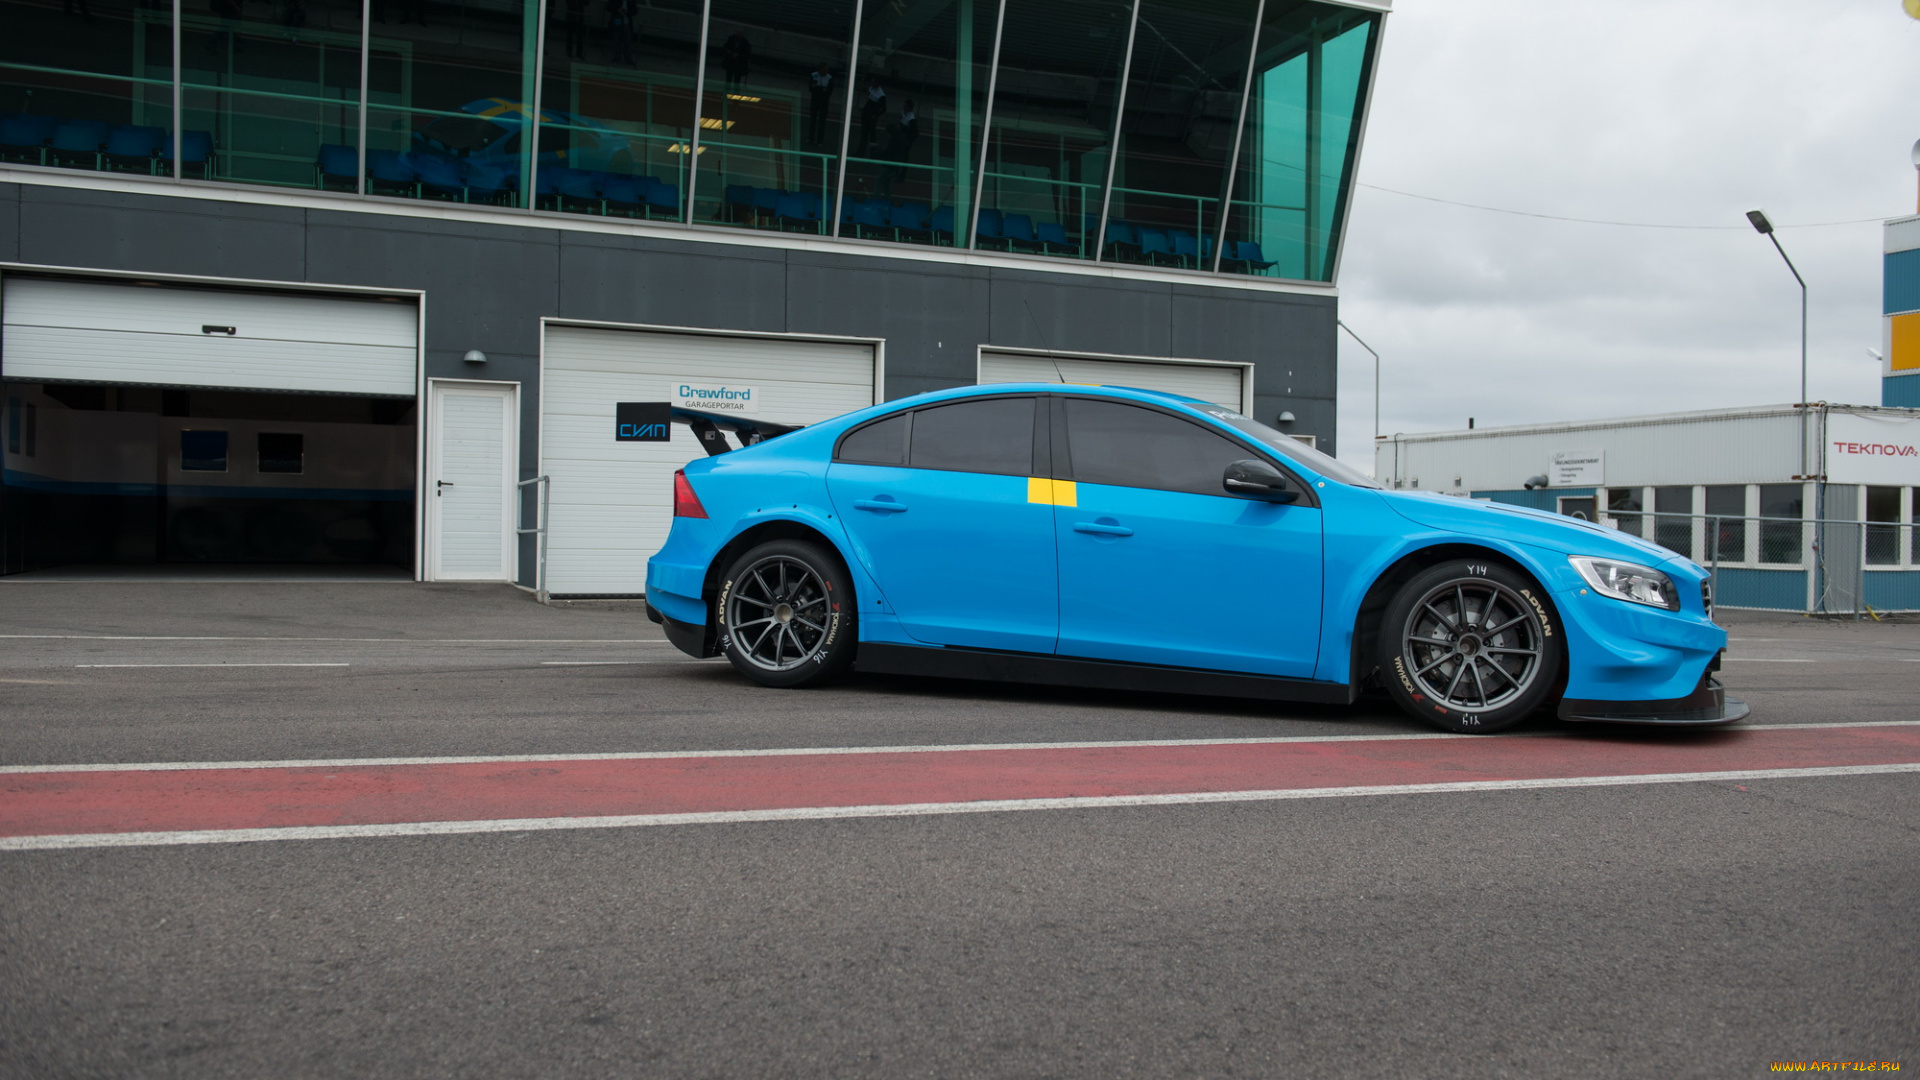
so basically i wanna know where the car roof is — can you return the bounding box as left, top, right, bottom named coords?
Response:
left=889, top=382, right=1222, bottom=411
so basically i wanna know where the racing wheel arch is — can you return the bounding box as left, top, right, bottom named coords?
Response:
left=690, top=516, right=865, bottom=659
left=1342, top=542, right=1564, bottom=697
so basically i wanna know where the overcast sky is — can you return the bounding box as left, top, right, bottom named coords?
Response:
left=1332, top=0, right=1920, bottom=471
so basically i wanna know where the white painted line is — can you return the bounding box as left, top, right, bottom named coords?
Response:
left=540, top=660, right=668, bottom=666
left=2, top=720, right=1914, bottom=775
left=1720, top=658, right=1815, bottom=663
left=74, top=657, right=353, bottom=664
left=7, top=762, right=1918, bottom=852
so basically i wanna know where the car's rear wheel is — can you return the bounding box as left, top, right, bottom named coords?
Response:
left=1378, top=559, right=1563, bottom=733
left=715, top=539, right=856, bottom=688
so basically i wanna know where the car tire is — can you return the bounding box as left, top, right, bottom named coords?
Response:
left=714, top=539, right=857, bottom=688
left=1378, top=558, right=1564, bottom=733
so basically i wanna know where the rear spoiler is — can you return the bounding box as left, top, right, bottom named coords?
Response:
left=671, top=407, right=804, bottom=456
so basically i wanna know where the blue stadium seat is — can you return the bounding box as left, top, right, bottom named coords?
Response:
left=1137, top=228, right=1174, bottom=265
left=778, top=191, right=822, bottom=231
left=975, top=208, right=1005, bottom=248
left=105, top=125, right=166, bottom=173
left=0, top=114, right=57, bottom=164
left=49, top=121, right=110, bottom=168
left=1237, top=240, right=1275, bottom=271
left=643, top=180, right=680, bottom=218
left=316, top=143, right=358, bottom=189
left=852, top=199, right=891, bottom=239
left=1170, top=230, right=1200, bottom=268
left=929, top=205, right=956, bottom=243
left=1102, top=220, right=1140, bottom=261
left=159, top=130, right=214, bottom=177
left=892, top=201, right=931, bottom=241
left=1036, top=221, right=1078, bottom=256
left=413, top=154, right=466, bottom=200
left=1002, top=213, right=1040, bottom=251
left=602, top=174, right=645, bottom=215
left=462, top=158, right=514, bottom=204
left=364, top=149, right=416, bottom=196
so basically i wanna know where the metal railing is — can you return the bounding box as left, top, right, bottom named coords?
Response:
left=517, top=475, right=550, bottom=603
left=1588, top=509, right=1906, bottom=616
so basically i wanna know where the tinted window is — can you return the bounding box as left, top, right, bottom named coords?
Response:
left=1065, top=399, right=1257, bottom=497
left=909, top=398, right=1034, bottom=476
left=836, top=413, right=907, bottom=466
left=1191, top=405, right=1380, bottom=488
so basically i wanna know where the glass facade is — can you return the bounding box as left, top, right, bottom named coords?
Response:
left=0, top=0, right=1380, bottom=279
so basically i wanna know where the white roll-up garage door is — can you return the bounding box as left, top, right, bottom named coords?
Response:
left=978, top=350, right=1249, bottom=412
left=541, top=324, right=878, bottom=596
left=2, top=276, right=418, bottom=396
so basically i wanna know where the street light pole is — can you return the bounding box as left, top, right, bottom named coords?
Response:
left=1338, top=319, right=1381, bottom=447
left=1746, top=209, right=1808, bottom=478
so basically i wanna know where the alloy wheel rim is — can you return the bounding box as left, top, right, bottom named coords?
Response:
left=727, top=556, right=829, bottom=671
left=1401, top=578, right=1543, bottom=712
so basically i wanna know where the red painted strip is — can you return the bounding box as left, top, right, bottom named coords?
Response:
left=5, top=726, right=1920, bottom=838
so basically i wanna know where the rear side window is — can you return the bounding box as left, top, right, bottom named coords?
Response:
left=1065, top=399, right=1256, bottom=497
left=836, top=413, right=907, bottom=465
left=908, top=397, right=1034, bottom=476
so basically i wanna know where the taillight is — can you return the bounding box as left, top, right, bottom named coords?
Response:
left=672, top=469, right=708, bottom=518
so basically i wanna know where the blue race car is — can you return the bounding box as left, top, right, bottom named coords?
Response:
left=645, top=385, right=1746, bottom=733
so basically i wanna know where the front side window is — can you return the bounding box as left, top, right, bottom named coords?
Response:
left=1066, top=399, right=1263, bottom=497
left=908, top=397, right=1034, bottom=476
left=1192, top=404, right=1377, bottom=488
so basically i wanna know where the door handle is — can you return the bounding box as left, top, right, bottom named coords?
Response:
left=435, top=480, right=454, bottom=497
left=854, top=498, right=908, bottom=513
left=1073, top=521, right=1133, bottom=537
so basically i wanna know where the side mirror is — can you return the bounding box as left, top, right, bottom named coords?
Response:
left=1223, top=458, right=1299, bottom=503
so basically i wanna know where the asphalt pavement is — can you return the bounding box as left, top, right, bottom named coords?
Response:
left=1, top=582, right=1915, bottom=1078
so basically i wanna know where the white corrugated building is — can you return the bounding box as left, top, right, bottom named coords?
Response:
left=1375, top=403, right=1920, bottom=613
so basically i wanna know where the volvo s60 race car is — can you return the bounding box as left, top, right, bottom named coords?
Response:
left=645, top=384, right=1747, bottom=733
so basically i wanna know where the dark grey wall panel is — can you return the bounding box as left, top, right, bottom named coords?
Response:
left=558, top=233, right=787, bottom=333
left=18, top=187, right=305, bottom=281
left=0, top=183, right=19, bottom=263
left=987, top=272, right=1173, bottom=359
left=786, top=252, right=990, bottom=392
left=1, top=183, right=1345, bottom=584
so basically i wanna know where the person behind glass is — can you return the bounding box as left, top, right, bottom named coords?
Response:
left=722, top=31, right=751, bottom=89
left=858, top=76, right=887, bottom=156
left=887, top=98, right=918, bottom=178
left=564, top=0, right=587, bottom=59
left=607, top=0, right=635, bottom=66
left=807, top=62, right=834, bottom=146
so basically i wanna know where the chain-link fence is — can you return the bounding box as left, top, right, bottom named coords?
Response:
left=1590, top=509, right=1893, bottom=615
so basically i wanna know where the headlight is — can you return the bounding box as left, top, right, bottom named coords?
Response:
left=1568, top=556, right=1681, bottom=610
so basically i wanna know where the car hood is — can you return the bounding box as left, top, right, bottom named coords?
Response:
left=1379, top=489, right=1695, bottom=572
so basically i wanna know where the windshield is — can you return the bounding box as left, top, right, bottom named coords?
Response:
left=1191, top=405, right=1382, bottom=489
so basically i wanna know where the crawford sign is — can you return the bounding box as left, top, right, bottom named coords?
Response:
left=670, top=382, right=759, bottom=415
left=1825, top=412, right=1920, bottom=484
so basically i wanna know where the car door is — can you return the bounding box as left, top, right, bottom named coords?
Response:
left=1052, top=396, right=1324, bottom=678
left=825, top=395, right=1058, bottom=653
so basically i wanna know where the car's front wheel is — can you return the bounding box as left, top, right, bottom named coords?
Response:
left=715, top=539, right=857, bottom=688
left=1378, top=559, right=1563, bottom=733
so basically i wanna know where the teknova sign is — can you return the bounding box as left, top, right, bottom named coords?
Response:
left=671, top=382, right=759, bottom=415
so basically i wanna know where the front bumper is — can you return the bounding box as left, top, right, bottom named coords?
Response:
left=1559, top=672, right=1749, bottom=725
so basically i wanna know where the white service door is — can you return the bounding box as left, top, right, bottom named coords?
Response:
left=978, top=351, right=1247, bottom=412
left=429, top=383, right=515, bottom=581
left=2, top=277, right=418, bottom=396
left=542, top=326, right=878, bottom=596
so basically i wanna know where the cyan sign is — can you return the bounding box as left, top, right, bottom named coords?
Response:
left=615, top=402, right=672, bottom=442
left=671, top=381, right=759, bottom=415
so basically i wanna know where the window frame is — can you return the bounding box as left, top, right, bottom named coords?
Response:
left=1048, top=392, right=1319, bottom=507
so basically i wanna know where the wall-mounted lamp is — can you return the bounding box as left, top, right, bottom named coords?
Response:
left=1276, top=410, right=1296, bottom=424
left=463, top=350, right=488, bottom=365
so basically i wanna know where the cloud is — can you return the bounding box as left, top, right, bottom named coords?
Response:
left=1333, top=0, right=1920, bottom=468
